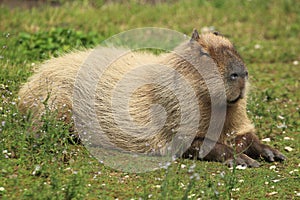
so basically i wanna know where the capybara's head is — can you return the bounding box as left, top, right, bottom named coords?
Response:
left=192, top=30, right=248, bottom=105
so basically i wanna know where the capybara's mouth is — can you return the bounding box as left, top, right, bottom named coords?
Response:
left=227, top=95, right=242, bottom=105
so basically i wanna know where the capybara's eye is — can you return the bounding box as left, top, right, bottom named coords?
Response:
left=230, top=73, right=238, bottom=80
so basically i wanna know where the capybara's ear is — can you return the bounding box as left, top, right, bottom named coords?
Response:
left=190, top=29, right=200, bottom=41
left=213, top=31, right=222, bottom=36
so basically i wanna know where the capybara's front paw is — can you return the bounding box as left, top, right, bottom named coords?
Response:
left=259, top=145, right=286, bottom=162
left=224, top=153, right=260, bottom=168
left=235, top=132, right=286, bottom=162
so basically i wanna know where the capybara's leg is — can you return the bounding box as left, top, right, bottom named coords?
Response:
left=235, top=132, right=286, bottom=162
left=183, top=137, right=260, bottom=167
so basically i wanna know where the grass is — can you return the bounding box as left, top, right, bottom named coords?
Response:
left=0, top=0, right=299, bottom=199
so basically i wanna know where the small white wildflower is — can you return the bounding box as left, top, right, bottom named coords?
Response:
left=193, top=173, right=200, bottom=180
left=188, top=194, right=196, bottom=198
left=155, top=185, right=161, bottom=188
left=265, top=181, right=269, bottom=185
left=32, top=165, right=41, bottom=176
left=283, top=137, right=293, bottom=140
left=295, top=192, right=300, bottom=196
left=266, top=191, right=278, bottom=196
left=232, top=188, right=240, bottom=192
left=293, top=60, right=299, bottom=65
left=0, top=187, right=5, bottom=191
left=172, top=155, right=177, bottom=161
left=278, top=115, right=285, bottom=120
left=238, top=179, right=244, bottom=183
left=188, top=166, right=196, bottom=173
left=237, top=142, right=243, bottom=147
left=254, top=44, right=261, bottom=49
left=272, top=179, right=280, bottom=183
left=1, top=121, right=5, bottom=127
left=220, top=171, right=225, bottom=178
left=160, top=162, right=171, bottom=169
left=269, top=165, right=276, bottom=170
left=214, top=190, right=219, bottom=196
left=181, top=164, right=186, bottom=169
left=2, top=150, right=7, bottom=154
left=284, top=146, right=293, bottom=152
left=236, top=165, right=247, bottom=170
left=189, top=163, right=196, bottom=169
left=262, top=138, right=271, bottom=142
left=101, top=183, right=106, bottom=186
left=277, top=123, right=287, bottom=129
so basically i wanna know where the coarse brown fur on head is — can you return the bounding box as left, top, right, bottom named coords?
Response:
left=192, top=30, right=249, bottom=105
left=18, top=28, right=286, bottom=168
